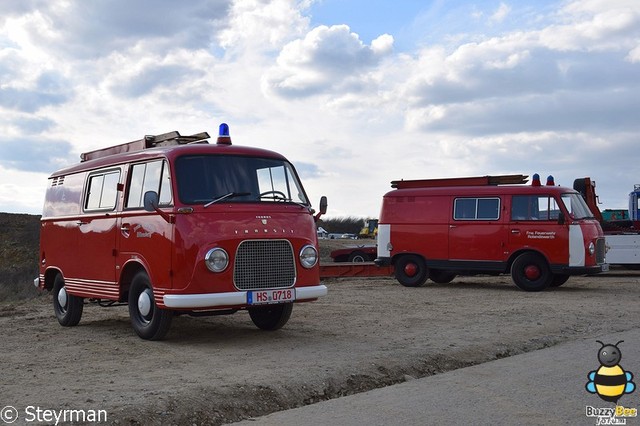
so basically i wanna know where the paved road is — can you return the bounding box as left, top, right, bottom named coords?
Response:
left=234, top=328, right=640, bottom=426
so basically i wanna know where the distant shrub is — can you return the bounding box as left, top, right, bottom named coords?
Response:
left=317, top=216, right=365, bottom=235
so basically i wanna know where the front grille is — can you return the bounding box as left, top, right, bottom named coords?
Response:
left=596, top=238, right=606, bottom=264
left=233, top=239, right=296, bottom=290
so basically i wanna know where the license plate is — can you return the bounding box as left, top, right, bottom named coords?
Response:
left=247, top=288, right=296, bottom=305
left=601, top=263, right=610, bottom=272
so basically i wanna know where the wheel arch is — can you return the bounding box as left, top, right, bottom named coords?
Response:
left=119, top=261, right=148, bottom=303
left=507, top=249, right=550, bottom=272
left=43, top=267, right=63, bottom=291
left=391, top=251, right=426, bottom=266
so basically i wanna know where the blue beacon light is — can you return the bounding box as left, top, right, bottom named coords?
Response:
left=217, top=123, right=232, bottom=145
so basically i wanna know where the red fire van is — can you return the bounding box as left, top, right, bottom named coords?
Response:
left=375, top=174, right=608, bottom=291
left=35, top=124, right=327, bottom=339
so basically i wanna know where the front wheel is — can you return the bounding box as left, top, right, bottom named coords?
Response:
left=511, top=253, right=552, bottom=292
left=395, top=255, right=428, bottom=287
left=52, top=274, right=83, bottom=326
left=128, top=272, right=173, bottom=340
left=249, top=303, right=293, bottom=330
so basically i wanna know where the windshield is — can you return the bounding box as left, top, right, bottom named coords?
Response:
left=175, top=155, right=309, bottom=206
left=561, top=192, right=595, bottom=220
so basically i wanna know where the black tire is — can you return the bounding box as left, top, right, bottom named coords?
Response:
left=429, top=269, right=456, bottom=284
left=52, top=274, right=83, bottom=326
left=128, top=272, right=173, bottom=340
left=395, top=255, right=429, bottom=287
left=249, top=303, right=293, bottom=330
left=511, top=253, right=552, bottom=292
left=550, top=274, right=570, bottom=287
left=348, top=251, right=367, bottom=262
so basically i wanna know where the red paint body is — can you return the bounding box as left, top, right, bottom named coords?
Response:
left=38, top=141, right=326, bottom=311
left=376, top=176, right=608, bottom=290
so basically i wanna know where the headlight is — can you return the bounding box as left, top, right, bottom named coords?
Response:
left=299, top=245, right=318, bottom=268
left=205, top=247, right=229, bottom=272
left=588, top=242, right=595, bottom=256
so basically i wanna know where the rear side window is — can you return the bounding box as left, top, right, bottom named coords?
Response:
left=85, top=170, right=120, bottom=211
left=126, top=160, right=172, bottom=209
left=453, top=197, right=500, bottom=220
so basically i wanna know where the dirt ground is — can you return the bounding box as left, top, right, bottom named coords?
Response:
left=2, top=239, right=640, bottom=425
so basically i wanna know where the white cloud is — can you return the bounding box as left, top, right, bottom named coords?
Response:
left=490, top=3, right=511, bottom=24
left=626, top=44, right=640, bottom=62
left=262, top=24, right=394, bottom=97
left=218, top=0, right=309, bottom=52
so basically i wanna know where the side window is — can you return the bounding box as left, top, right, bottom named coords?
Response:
left=454, top=197, right=500, bottom=220
left=85, top=170, right=120, bottom=211
left=126, top=160, right=172, bottom=209
left=511, top=196, right=557, bottom=221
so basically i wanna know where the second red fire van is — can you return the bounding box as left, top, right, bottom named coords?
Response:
left=376, top=174, right=608, bottom=291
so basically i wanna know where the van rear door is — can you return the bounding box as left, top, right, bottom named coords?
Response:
left=72, top=169, right=121, bottom=296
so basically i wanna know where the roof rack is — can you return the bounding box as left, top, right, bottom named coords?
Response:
left=391, top=174, right=529, bottom=189
left=80, top=131, right=210, bottom=162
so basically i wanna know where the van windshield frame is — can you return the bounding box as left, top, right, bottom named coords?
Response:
left=561, top=192, right=595, bottom=220
left=174, top=154, right=310, bottom=206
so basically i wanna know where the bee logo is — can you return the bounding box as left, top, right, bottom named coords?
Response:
left=586, top=340, right=635, bottom=403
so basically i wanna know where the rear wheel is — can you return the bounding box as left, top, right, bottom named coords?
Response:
left=429, top=269, right=456, bottom=284
left=511, top=253, right=552, bottom=292
left=128, top=272, right=173, bottom=340
left=52, top=274, right=83, bottom=326
left=249, top=303, right=293, bottom=330
left=550, top=274, right=570, bottom=287
left=395, top=255, right=428, bottom=287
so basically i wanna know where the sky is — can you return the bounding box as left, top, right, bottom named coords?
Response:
left=0, top=0, right=639, bottom=218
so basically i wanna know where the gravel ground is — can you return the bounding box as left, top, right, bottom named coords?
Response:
left=1, top=240, right=639, bottom=425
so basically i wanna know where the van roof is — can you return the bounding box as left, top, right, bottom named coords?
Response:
left=50, top=142, right=287, bottom=178
left=384, top=184, right=576, bottom=198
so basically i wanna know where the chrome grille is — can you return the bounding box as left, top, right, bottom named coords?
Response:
left=233, top=240, right=296, bottom=290
left=596, top=238, right=606, bottom=264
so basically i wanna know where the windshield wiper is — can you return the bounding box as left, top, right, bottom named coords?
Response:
left=204, top=192, right=250, bottom=208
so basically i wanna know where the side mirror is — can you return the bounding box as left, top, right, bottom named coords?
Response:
left=143, top=191, right=159, bottom=212
left=558, top=211, right=565, bottom=225
left=314, top=196, right=328, bottom=222
left=319, top=196, right=328, bottom=215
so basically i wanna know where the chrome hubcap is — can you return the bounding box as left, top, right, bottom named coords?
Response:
left=138, top=289, right=152, bottom=317
left=57, top=287, right=68, bottom=308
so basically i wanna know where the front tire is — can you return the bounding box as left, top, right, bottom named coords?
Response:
left=52, top=274, right=83, bottom=326
left=511, top=253, right=552, bottom=292
left=395, top=255, right=429, bottom=287
left=249, top=303, right=293, bottom=330
left=128, top=272, right=173, bottom=340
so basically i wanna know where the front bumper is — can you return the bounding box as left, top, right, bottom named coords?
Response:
left=163, top=284, right=328, bottom=309
left=551, top=263, right=609, bottom=275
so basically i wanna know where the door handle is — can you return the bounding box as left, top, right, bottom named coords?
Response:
left=76, top=220, right=87, bottom=226
left=511, top=229, right=520, bottom=234
left=120, top=224, right=130, bottom=232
